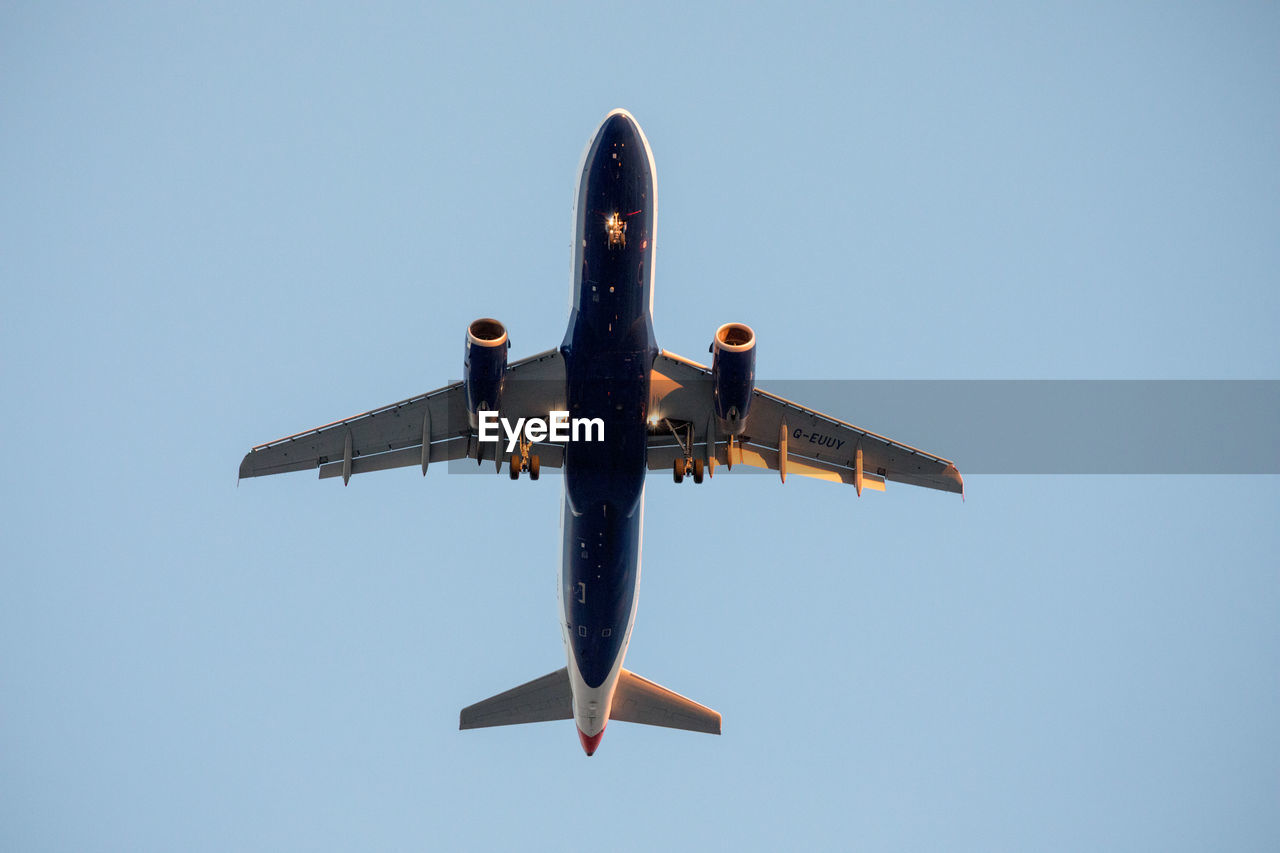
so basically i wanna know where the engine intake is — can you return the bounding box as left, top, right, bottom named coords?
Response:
left=464, top=318, right=508, bottom=429
left=711, top=322, right=755, bottom=435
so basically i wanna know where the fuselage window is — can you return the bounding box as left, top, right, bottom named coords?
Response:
left=578, top=625, right=587, bottom=638
left=601, top=628, right=612, bottom=638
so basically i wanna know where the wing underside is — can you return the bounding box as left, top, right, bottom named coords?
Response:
left=238, top=349, right=567, bottom=482
left=648, top=350, right=962, bottom=494
left=239, top=347, right=958, bottom=493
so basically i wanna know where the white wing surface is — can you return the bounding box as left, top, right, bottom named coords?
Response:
left=239, top=349, right=567, bottom=482
left=648, top=351, right=963, bottom=494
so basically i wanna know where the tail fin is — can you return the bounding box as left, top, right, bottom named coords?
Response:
left=459, top=668, right=573, bottom=729
left=610, top=669, right=721, bottom=735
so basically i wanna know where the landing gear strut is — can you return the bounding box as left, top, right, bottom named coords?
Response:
left=664, top=418, right=705, bottom=485
left=508, top=436, right=540, bottom=481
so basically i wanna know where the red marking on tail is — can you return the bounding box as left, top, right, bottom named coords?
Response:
left=578, top=725, right=605, bottom=756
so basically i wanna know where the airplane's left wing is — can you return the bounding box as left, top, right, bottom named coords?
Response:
left=239, top=349, right=566, bottom=482
left=649, top=350, right=963, bottom=495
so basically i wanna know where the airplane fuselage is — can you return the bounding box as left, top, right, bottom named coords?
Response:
left=557, top=110, right=658, bottom=753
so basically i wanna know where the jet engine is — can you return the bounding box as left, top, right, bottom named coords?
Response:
left=464, top=318, right=508, bottom=429
left=711, top=322, right=755, bottom=435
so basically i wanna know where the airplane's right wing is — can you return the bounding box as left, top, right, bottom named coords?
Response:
left=238, top=348, right=567, bottom=482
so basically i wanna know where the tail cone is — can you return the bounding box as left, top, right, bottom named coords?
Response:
left=577, top=725, right=605, bottom=756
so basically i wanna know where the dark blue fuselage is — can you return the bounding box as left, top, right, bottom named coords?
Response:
left=559, top=112, right=658, bottom=689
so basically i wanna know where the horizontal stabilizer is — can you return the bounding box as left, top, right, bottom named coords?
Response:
left=610, top=670, right=721, bottom=735
left=459, top=668, right=573, bottom=730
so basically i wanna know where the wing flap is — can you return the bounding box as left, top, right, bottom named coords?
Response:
left=728, top=441, right=887, bottom=489
left=317, top=437, right=466, bottom=479
left=317, top=439, right=568, bottom=479
left=646, top=436, right=887, bottom=489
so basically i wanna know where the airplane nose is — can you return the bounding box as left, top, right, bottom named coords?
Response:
left=577, top=725, right=605, bottom=756
left=595, top=110, right=643, bottom=155
left=601, top=109, right=636, bottom=133
left=586, top=111, right=651, bottom=197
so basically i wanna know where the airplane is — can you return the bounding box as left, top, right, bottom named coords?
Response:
left=238, top=109, right=963, bottom=756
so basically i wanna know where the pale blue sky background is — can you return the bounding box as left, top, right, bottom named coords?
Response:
left=2, top=3, right=1277, bottom=851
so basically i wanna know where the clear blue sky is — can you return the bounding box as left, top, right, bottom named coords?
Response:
left=2, top=3, right=1277, bottom=851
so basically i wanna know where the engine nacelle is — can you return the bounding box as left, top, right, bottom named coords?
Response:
left=464, top=318, right=508, bottom=429
left=711, top=322, right=756, bottom=435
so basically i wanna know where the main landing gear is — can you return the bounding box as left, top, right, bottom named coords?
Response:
left=509, top=436, right=540, bottom=481
left=663, top=418, right=705, bottom=485
left=672, top=456, right=704, bottom=485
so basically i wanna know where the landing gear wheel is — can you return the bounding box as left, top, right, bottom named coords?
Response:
left=673, top=457, right=686, bottom=483
left=529, top=455, right=540, bottom=481
left=509, top=454, right=520, bottom=480
left=692, top=457, right=705, bottom=484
